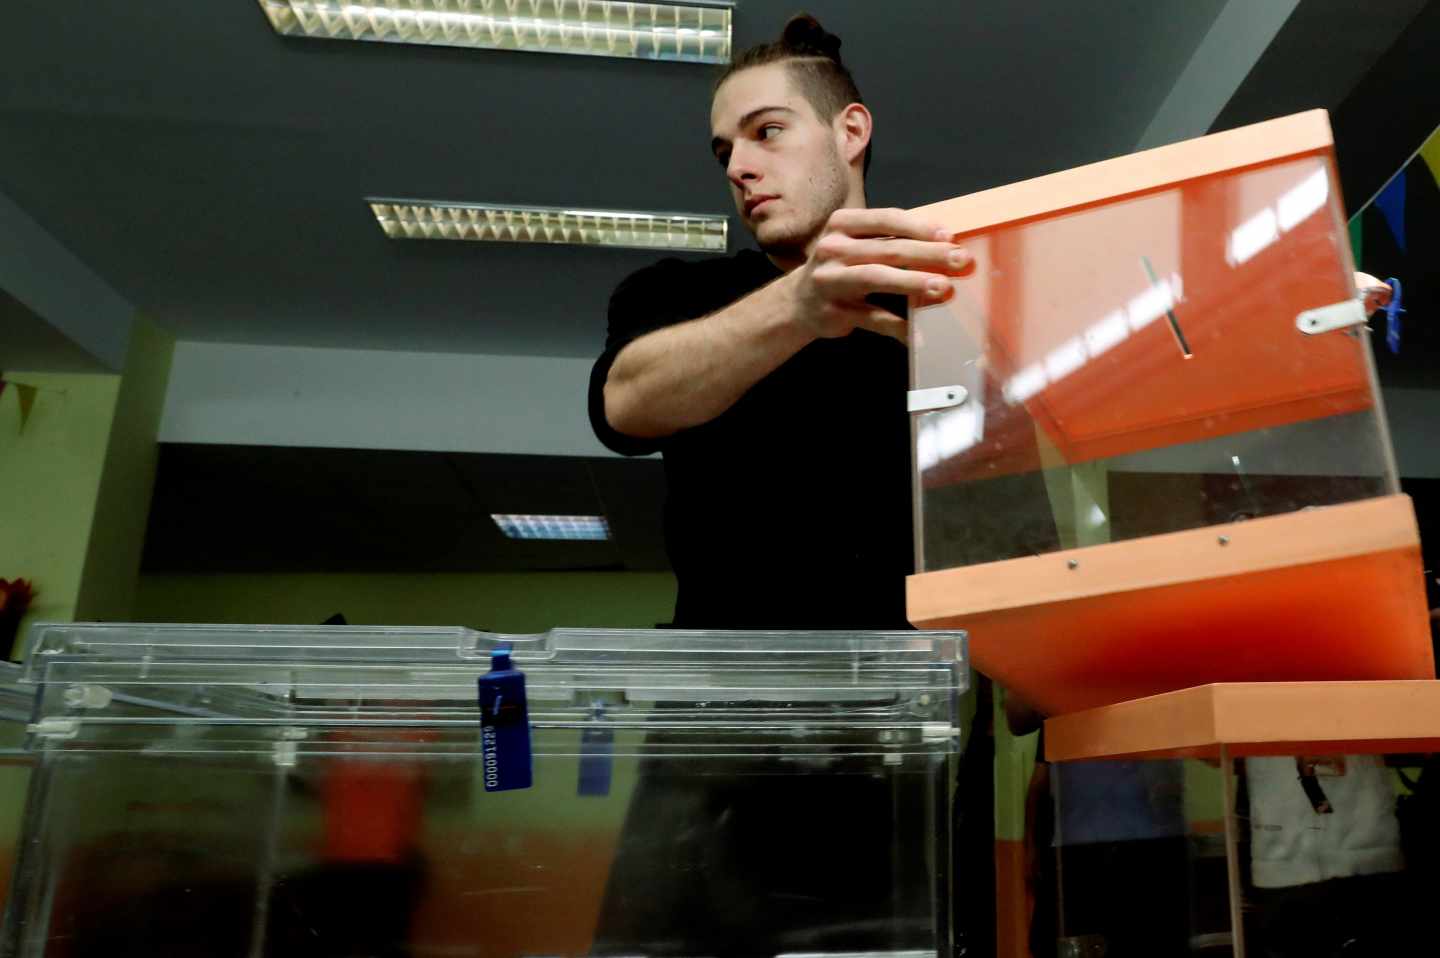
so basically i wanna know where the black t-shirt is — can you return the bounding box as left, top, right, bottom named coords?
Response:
left=588, top=248, right=914, bottom=630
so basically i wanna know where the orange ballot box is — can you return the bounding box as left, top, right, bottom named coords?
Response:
left=905, top=109, right=1433, bottom=714
left=1039, top=683, right=1440, bottom=956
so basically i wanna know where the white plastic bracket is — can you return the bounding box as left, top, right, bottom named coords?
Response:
left=273, top=740, right=299, bottom=768
left=907, top=385, right=969, bottom=413
left=63, top=685, right=113, bottom=710
left=922, top=722, right=961, bottom=743
left=1296, top=300, right=1367, bottom=336
left=27, top=719, right=79, bottom=741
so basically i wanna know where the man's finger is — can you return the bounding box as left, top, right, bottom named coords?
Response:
left=828, top=207, right=950, bottom=242
left=834, top=237, right=973, bottom=275
left=828, top=263, right=954, bottom=301
left=852, top=308, right=909, bottom=343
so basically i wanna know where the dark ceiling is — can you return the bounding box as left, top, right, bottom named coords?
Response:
left=1, top=0, right=1228, bottom=359
left=12, top=2, right=1439, bottom=578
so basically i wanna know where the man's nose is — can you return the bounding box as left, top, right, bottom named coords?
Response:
left=727, top=148, right=760, bottom=188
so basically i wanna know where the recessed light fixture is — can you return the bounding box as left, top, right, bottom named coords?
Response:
left=369, top=199, right=728, bottom=252
left=258, top=0, right=732, bottom=64
left=492, top=514, right=611, bottom=541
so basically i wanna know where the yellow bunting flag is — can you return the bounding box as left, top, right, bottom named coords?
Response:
left=1420, top=125, right=1440, bottom=192
left=15, top=384, right=37, bottom=433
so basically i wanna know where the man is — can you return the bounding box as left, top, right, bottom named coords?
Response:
left=586, top=15, right=989, bottom=958
left=588, top=13, right=972, bottom=630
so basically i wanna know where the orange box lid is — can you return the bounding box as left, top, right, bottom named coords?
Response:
left=1046, top=680, right=1440, bottom=762
left=915, top=109, right=1334, bottom=233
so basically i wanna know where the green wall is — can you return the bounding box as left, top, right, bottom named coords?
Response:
left=993, top=689, right=1039, bottom=842
left=135, top=570, right=679, bottom=633
left=0, top=371, right=120, bottom=647
left=0, top=317, right=174, bottom=656
left=76, top=317, right=174, bottom=622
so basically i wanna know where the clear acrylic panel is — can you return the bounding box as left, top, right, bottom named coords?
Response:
left=912, top=154, right=1397, bottom=572
left=3, top=623, right=967, bottom=957
left=7, top=742, right=951, bottom=957
left=0, top=663, right=34, bottom=914
left=1048, top=758, right=1230, bottom=957
left=1049, top=748, right=1440, bottom=957
left=1226, top=745, right=1437, bottom=956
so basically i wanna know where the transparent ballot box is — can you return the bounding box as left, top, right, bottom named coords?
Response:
left=1041, top=681, right=1440, bottom=957
left=0, top=664, right=35, bottom=911
left=1, top=623, right=968, bottom=958
left=905, top=110, right=1433, bottom=714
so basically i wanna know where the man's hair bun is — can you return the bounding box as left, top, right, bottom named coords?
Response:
left=780, top=13, right=843, bottom=62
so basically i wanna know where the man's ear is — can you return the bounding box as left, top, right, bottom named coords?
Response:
left=836, top=102, right=872, bottom=170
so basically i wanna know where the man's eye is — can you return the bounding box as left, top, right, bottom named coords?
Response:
left=758, top=125, right=782, bottom=140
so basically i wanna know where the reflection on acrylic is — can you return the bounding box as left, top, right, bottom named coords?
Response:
left=1229, top=167, right=1329, bottom=266
left=999, top=271, right=1184, bottom=408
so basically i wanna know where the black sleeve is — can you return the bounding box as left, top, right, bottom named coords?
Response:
left=588, top=258, right=693, bottom=457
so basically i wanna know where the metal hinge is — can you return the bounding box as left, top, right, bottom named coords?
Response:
left=907, top=385, right=969, bottom=413
left=1296, top=300, right=1366, bottom=335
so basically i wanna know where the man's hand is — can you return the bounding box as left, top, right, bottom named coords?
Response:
left=1356, top=272, right=1394, bottom=316
left=783, top=207, right=974, bottom=343
left=601, top=209, right=972, bottom=440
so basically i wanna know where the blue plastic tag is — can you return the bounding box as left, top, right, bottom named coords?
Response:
left=478, top=648, right=532, bottom=792
left=577, top=703, right=614, bottom=797
left=1384, top=276, right=1404, bottom=355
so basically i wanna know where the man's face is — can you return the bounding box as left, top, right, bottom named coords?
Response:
left=710, top=63, right=850, bottom=255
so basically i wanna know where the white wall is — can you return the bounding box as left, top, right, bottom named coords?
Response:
left=159, top=341, right=621, bottom=457
left=161, top=343, right=1436, bottom=477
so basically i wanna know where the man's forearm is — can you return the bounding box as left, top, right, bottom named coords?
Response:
left=603, top=272, right=815, bottom=439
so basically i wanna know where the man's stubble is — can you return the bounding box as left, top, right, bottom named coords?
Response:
left=754, top=140, right=850, bottom=262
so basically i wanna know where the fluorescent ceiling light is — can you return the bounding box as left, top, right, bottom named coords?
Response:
left=492, top=514, right=611, bottom=540
left=369, top=199, right=728, bottom=252
left=258, top=0, right=732, bottom=63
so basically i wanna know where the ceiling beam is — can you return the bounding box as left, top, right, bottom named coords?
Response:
left=1135, top=0, right=1301, bottom=151
left=0, top=189, right=134, bottom=371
